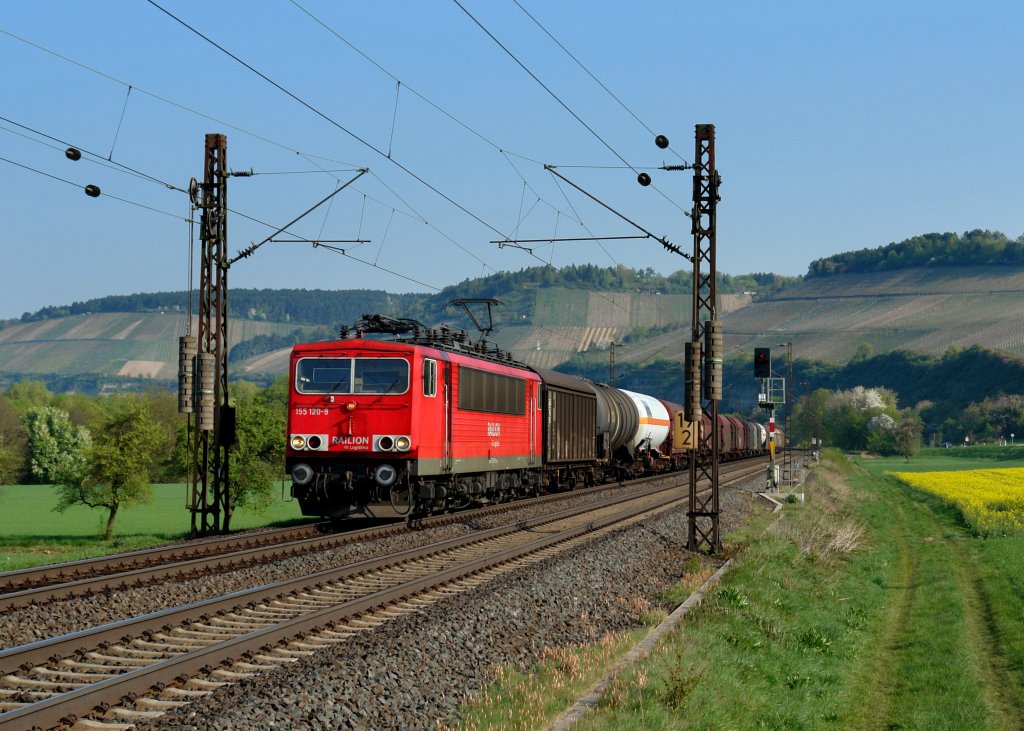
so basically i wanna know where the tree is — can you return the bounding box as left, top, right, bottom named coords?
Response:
left=134, top=389, right=180, bottom=481
left=803, top=386, right=904, bottom=453
left=0, top=397, right=27, bottom=484
left=894, top=408, right=924, bottom=461
left=228, top=382, right=286, bottom=513
left=23, top=406, right=91, bottom=486
left=867, top=413, right=898, bottom=455
left=52, top=392, right=105, bottom=429
left=6, top=380, right=53, bottom=415
left=794, top=388, right=832, bottom=447
left=56, top=398, right=162, bottom=540
left=852, top=342, right=874, bottom=363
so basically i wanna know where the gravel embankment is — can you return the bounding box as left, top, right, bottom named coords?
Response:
left=131, top=475, right=768, bottom=731
left=0, top=474, right=748, bottom=649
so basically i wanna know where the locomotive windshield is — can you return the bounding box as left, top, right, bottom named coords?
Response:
left=295, top=357, right=409, bottom=395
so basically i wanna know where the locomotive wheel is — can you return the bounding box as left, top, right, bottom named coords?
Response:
left=390, top=484, right=412, bottom=515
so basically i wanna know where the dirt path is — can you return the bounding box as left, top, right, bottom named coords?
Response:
left=864, top=479, right=1024, bottom=730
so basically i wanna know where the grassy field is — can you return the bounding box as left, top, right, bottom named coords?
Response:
left=457, top=449, right=1024, bottom=730
left=0, top=483, right=305, bottom=571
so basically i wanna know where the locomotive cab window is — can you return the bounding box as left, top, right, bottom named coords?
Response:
left=296, top=357, right=409, bottom=395
left=423, top=358, right=437, bottom=397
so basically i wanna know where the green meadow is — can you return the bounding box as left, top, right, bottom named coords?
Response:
left=459, top=448, right=1024, bottom=730
left=0, top=483, right=305, bottom=571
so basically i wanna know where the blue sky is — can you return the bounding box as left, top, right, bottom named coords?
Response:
left=2, top=0, right=1021, bottom=320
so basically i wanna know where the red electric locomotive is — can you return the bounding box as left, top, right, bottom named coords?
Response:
left=288, top=319, right=542, bottom=519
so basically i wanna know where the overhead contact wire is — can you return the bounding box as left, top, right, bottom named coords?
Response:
left=0, top=27, right=363, bottom=169
left=366, top=171, right=492, bottom=269
left=0, top=115, right=342, bottom=246
left=286, top=0, right=608, bottom=252
left=0, top=155, right=189, bottom=221
left=452, top=1, right=688, bottom=217
left=0, top=114, right=184, bottom=192
left=451, top=0, right=636, bottom=174
left=510, top=0, right=688, bottom=164
left=146, top=0, right=509, bottom=242
left=287, top=0, right=536, bottom=161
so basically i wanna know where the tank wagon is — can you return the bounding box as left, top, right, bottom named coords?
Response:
left=287, top=315, right=774, bottom=520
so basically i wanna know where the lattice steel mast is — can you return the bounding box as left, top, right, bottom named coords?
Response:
left=187, top=133, right=232, bottom=536
left=177, top=136, right=367, bottom=536
left=686, top=124, right=722, bottom=553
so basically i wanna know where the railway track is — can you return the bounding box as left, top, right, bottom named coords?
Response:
left=0, top=460, right=765, bottom=730
left=0, top=521, right=333, bottom=596
left=0, top=458, right=766, bottom=613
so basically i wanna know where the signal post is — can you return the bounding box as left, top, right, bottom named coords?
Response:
left=755, top=347, right=785, bottom=490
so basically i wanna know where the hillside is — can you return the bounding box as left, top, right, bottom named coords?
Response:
left=0, top=264, right=772, bottom=389
left=605, top=265, right=1024, bottom=368
left=4, top=259, right=1024, bottom=395
left=0, top=313, right=317, bottom=384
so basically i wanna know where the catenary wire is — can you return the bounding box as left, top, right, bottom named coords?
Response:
left=510, top=0, right=688, bottom=164
left=5, top=13, right=669, bottom=335
left=304, top=244, right=442, bottom=292
left=145, top=0, right=511, bottom=244
left=0, top=27, right=363, bottom=170
left=0, top=102, right=472, bottom=303
left=1, top=20, right=634, bottom=282
left=0, top=117, right=444, bottom=296
left=286, top=0, right=541, bottom=164
left=450, top=1, right=689, bottom=217
left=0, top=155, right=191, bottom=221
left=285, top=0, right=600, bottom=262
left=289, top=0, right=687, bottom=244
left=451, top=0, right=634, bottom=172
left=0, top=92, right=454, bottom=292
left=0, top=114, right=377, bottom=260
left=0, top=114, right=185, bottom=192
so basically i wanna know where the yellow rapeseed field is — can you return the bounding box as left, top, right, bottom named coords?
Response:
left=888, top=468, right=1024, bottom=535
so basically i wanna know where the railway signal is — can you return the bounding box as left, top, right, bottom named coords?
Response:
left=755, top=346, right=787, bottom=490
left=754, top=347, right=771, bottom=378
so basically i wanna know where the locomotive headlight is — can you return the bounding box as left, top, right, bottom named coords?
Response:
left=374, top=463, right=398, bottom=487
left=307, top=434, right=323, bottom=450
left=291, top=463, right=314, bottom=485
left=395, top=435, right=411, bottom=451
left=290, top=435, right=306, bottom=450
left=377, top=435, right=395, bottom=452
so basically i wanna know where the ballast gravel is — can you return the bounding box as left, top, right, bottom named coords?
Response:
left=0, top=475, right=742, bottom=649
left=128, top=475, right=768, bottom=731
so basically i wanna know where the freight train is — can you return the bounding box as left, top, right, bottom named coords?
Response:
left=286, top=315, right=781, bottom=520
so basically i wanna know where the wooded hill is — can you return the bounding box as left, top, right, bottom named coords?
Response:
left=808, top=229, right=1024, bottom=277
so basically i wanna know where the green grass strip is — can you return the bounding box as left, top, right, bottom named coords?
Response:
left=459, top=450, right=1024, bottom=730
